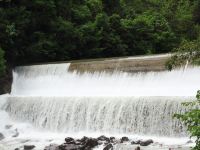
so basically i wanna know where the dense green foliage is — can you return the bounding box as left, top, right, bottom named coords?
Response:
left=169, top=35, right=200, bottom=150
left=167, top=38, right=200, bottom=70
left=174, top=91, right=200, bottom=150
left=0, top=0, right=200, bottom=71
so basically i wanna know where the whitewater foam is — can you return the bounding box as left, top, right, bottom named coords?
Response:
left=11, top=65, right=200, bottom=96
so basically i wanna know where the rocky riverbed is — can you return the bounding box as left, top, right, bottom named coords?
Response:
left=44, top=136, right=154, bottom=150
left=0, top=124, right=194, bottom=150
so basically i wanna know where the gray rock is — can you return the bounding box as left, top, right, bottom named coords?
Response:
left=5, top=125, right=13, bottom=129
left=120, top=137, right=129, bottom=143
left=186, top=140, right=193, bottom=144
left=109, top=137, right=115, bottom=143
left=131, top=140, right=141, bottom=145
left=97, top=135, right=110, bottom=142
left=21, top=139, right=30, bottom=143
left=0, top=133, right=5, bottom=141
left=78, top=136, right=89, bottom=143
left=84, top=138, right=99, bottom=148
left=140, top=139, right=153, bottom=146
left=135, top=146, right=140, bottom=150
left=65, top=137, right=75, bottom=144
left=44, top=144, right=59, bottom=150
left=103, top=143, right=113, bottom=150
left=24, top=145, right=35, bottom=150
left=59, top=144, right=84, bottom=150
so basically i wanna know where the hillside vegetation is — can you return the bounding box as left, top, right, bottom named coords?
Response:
left=0, top=0, right=200, bottom=74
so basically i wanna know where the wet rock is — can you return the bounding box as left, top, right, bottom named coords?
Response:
left=186, top=140, right=193, bottom=144
left=78, top=136, right=89, bottom=143
left=97, top=135, right=110, bottom=142
left=59, top=144, right=84, bottom=150
left=24, top=145, right=35, bottom=150
left=135, top=146, right=140, bottom=150
left=120, top=137, right=129, bottom=143
left=131, top=140, right=141, bottom=145
left=0, top=133, right=5, bottom=140
left=140, top=139, right=153, bottom=146
left=103, top=143, right=113, bottom=150
left=5, top=125, right=13, bottom=129
left=65, top=137, right=75, bottom=144
left=44, top=144, right=59, bottom=150
left=12, top=129, right=19, bottom=137
left=48, top=139, right=54, bottom=142
left=21, top=139, right=30, bottom=143
left=58, top=137, right=99, bottom=150
left=109, top=137, right=115, bottom=143
left=84, top=138, right=98, bottom=148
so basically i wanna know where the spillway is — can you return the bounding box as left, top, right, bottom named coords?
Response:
left=4, top=96, right=190, bottom=137
left=0, top=58, right=200, bottom=150
left=11, top=64, right=200, bottom=96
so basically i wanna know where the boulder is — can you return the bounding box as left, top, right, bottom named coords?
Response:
left=0, top=133, right=5, bottom=141
left=109, top=137, right=115, bottom=143
left=140, top=139, right=153, bottom=146
left=24, top=145, right=35, bottom=150
left=5, top=125, right=12, bottom=129
left=120, top=137, right=129, bottom=143
left=59, top=144, right=84, bottom=150
left=131, top=140, right=141, bottom=145
left=186, top=140, right=193, bottom=144
left=44, top=144, right=59, bottom=150
left=84, top=138, right=98, bottom=148
left=103, top=143, right=113, bottom=150
left=58, top=137, right=99, bottom=150
left=78, top=136, right=89, bottom=143
left=135, top=146, right=140, bottom=150
left=97, top=135, right=110, bottom=142
left=65, top=137, right=75, bottom=144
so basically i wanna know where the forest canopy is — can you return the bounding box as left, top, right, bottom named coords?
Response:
left=0, top=0, right=200, bottom=75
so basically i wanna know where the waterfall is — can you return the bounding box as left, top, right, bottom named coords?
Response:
left=3, top=63, right=200, bottom=137
left=4, top=96, right=191, bottom=137
left=11, top=64, right=200, bottom=96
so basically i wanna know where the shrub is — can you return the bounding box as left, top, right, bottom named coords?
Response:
left=174, top=91, right=200, bottom=150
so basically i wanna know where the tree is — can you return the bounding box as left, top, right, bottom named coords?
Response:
left=193, top=1, right=200, bottom=25
left=121, top=11, right=176, bottom=55
left=78, top=22, right=102, bottom=58
left=71, top=5, right=92, bottom=25
left=0, top=0, right=200, bottom=68
left=102, top=0, right=121, bottom=15
left=94, top=13, right=127, bottom=57
left=161, top=0, right=196, bottom=40
left=166, top=39, right=200, bottom=70
left=86, top=0, right=103, bottom=19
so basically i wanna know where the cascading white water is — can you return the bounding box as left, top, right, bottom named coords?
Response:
left=4, top=96, right=191, bottom=137
left=11, top=64, right=200, bottom=96
left=3, top=63, right=200, bottom=137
